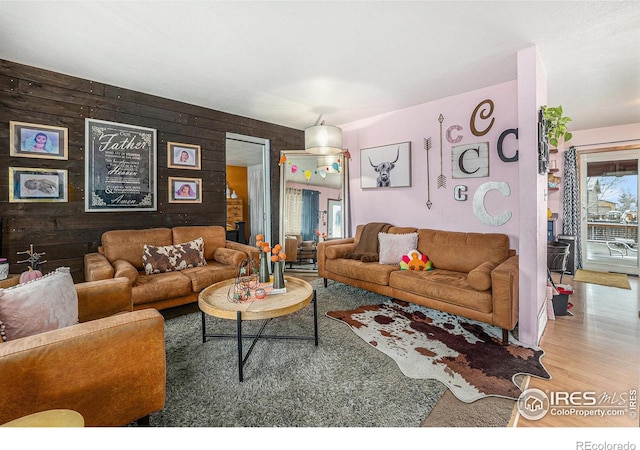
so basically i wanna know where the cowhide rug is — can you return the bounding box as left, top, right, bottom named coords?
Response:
left=327, top=299, right=551, bottom=403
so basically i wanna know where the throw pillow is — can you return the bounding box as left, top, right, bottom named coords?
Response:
left=0, top=267, right=79, bottom=342
left=467, top=261, right=498, bottom=291
left=399, top=249, right=433, bottom=271
left=143, top=237, right=206, bottom=275
left=378, top=232, right=418, bottom=265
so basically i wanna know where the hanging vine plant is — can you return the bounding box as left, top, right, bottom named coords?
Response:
left=541, top=105, right=572, bottom=148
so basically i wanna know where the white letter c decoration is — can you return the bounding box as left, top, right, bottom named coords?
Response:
left=473, top=181, right=512, bottom=226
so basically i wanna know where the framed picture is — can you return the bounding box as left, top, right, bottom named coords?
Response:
left=167, top=142, right=201, bottom=170
left=9, top=167, right=68, bottom=202
left=360, top=141, right=411, bottom=189
left=9, top=121, right=68, bottom=160
left=85, top=118, right=157, bottom=212
left=169, top=177, right=202, bottom=203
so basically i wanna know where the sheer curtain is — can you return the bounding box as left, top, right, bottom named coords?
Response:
left=285, top=187, right=303, bottom=234
left=247, top=165, right=264, bottom=245
left=301, top=189, right=319, bottom=241
left=562, top=146, right=583, bottom=269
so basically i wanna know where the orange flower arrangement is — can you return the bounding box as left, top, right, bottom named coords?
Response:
left=255, top=234, right=286, bottom=262
left=270, top=244, right=286, bottom=263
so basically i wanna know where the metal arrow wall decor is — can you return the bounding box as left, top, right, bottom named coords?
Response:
left=424, top=137, right=433, bottom=209
left=437, top=114, right=446, bottom=189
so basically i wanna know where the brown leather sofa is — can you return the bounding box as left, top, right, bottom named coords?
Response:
left=0, top=277, right=166, bottom=426
left=84, top=226, right=258, bottom=311
left=317, top=224, right=519, bottom=344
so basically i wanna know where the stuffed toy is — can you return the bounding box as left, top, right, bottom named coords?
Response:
left=400, top=249, right=432, bottom=271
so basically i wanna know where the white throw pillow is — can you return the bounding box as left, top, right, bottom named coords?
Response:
left=0, top=267, right=79, bottom=341
left=378, top=232, right=419, bottom=265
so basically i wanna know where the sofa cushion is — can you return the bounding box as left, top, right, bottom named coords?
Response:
left=378, top=232, right=418, bottom=264
left=182, top=263, right=240, bottom=292
left=143, top=238, right=206, bottom=275
left=417, top=229, right=509, bottom=273
left=388, top=226, right=418, bottom=234
left=467, top=261, right=498, bottom=291
left=172, top=226, right=226, bottom=261
left=389, top=269, right=492, bottom=314
left=325, top=258, right=398, bottom=286
left=0, top=267, right=78, bottom=341
left=132, top=271, right=193, bottom=306
left=102, top=228, right=173, bottom=269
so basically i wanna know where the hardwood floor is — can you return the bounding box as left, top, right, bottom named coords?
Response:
left=511, top=272, right=640, bottom=427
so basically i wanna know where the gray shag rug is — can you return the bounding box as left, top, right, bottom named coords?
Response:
left=150, top=279, right=447, bottom=427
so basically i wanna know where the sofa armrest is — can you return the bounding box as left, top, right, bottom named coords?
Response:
left=214, top=247, right=246, bottom=267
left=226, top=241, right=260, bottom=265
left=113, top=259, right=139, bottom=283
left=84, top=252, right=115, bottom=281
left=317, top=238, right=356, bottom=277
left=0, top=309, right=166, bottom=427
left=491, top=255, right=519, bottom=331
left=284, top=237, right=298, bottom=262
left=76, top=277, right=133, bottom=323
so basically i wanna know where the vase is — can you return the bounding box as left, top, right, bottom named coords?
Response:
left=273, top=261, right=285, bottom=289
left=259, top=251, right=270, bottom=283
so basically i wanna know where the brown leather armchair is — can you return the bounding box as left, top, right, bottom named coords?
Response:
left=284, top=234, right=317, bottom=267
left=0, top=277, right=166, bottom=427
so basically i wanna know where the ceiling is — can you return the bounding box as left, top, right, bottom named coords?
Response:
left=1, top=1, right=639, bottom=143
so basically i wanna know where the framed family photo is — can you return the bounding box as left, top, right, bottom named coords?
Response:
left=167, top=142, right=201, bottom=170
left=169, top=177, right=202, bottom=203
left=9, top=167, right=68, bottom=203
left=360, top=141, right=411, bottom=189
left=9, top=121, right=68, bottom=160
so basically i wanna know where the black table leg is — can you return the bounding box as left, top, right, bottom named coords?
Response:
left=237, top=310, right=243, bottom=382
left=313, top=289, right=318, bottom=346
left=201, top=311, right=206, bottom=343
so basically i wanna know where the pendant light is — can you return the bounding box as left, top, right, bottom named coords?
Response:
left=304, top=124, right=343, bottom=155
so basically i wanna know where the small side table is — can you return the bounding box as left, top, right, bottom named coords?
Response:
left=1, top=409, right=84, bottom=427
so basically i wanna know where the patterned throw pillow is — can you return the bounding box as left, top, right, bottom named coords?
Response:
left=143, top=237, right=207, bottom=275
left=0, top=267, right=79, bottom=342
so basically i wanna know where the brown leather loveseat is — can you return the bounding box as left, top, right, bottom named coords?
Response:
left=84, top=225, right=257, bottom=311
left=318, top=224, right=519, bottom=344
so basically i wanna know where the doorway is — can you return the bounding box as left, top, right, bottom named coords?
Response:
left=580, top=149, right=639, bottom=275
left=225, top=133, right=271, bottom=245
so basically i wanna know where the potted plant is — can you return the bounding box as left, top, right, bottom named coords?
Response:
left=542, top=105, right=573, bottom=148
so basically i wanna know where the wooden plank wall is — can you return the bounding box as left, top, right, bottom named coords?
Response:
left=0, top=59, right=303, bottom=282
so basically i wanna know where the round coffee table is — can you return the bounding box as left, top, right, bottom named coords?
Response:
left=1, top=409, right=84, bottom=427
left=198, top=276, right=318, bottom=381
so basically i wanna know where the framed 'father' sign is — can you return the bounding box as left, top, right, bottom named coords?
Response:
left=85, top=118, right=157, bottom=212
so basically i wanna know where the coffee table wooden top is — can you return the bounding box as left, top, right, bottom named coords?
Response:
left=1, top=409, right=84, bottom=427
left=198, top=276, right=313, bottom=321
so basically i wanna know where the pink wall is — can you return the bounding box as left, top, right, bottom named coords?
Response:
left=516, top=46, right=549, bottom=346
left=341, top=80, right=521, bottom=247
left=339, top=48, right=547, bottom=346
